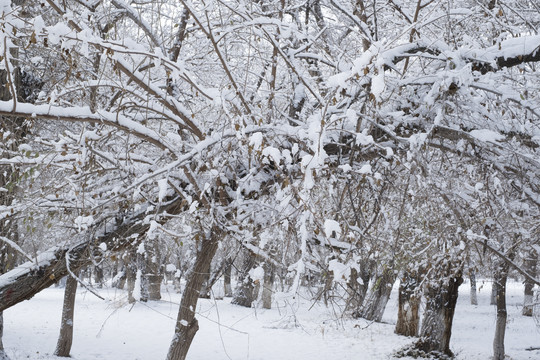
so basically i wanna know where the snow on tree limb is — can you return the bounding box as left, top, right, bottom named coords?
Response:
left=0, top=196, right=186, bottom=312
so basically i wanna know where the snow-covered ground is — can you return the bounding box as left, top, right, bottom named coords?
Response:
left=2, top=280, right=539, bottom=359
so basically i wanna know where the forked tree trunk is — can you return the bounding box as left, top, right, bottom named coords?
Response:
left=522, top=249, right=537, bottom=316
left=360, top=267, right=396, bottom=322
left=493, top=260, right=509, bottom=360
left=54, top=273, right=78, bottom=357
left=395, top=271, right=420, bottom=337
left=469, top=270, right=478, bottom=306
left=166, top=226, right=222, bottom=360
left=231, top=251, right=257, bottom=307
left=414, top=273, right=463, bottom=357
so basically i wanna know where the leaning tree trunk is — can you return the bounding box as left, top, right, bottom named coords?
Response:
left=231, top=251, right=257, bottom=307
left=414, top=273, right=463, bottom=357
left=395, top=271, right=420, bottom=337
left=522, top=248, right=537, bottom=316
left=54, top=273, right=78, bottom=357
left=493, top=259, right=510, bottom=360
left=166, top=226, right=222, bottom=360
left=360, top=266, right=396, bottom=322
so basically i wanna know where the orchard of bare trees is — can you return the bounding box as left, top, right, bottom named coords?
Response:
left=0, top=1, right=539, bottom=359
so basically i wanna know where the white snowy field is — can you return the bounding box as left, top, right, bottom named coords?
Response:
left=2, top=280, right=539, bottom=360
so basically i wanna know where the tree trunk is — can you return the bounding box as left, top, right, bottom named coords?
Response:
left=54, top=273, right=78, bottom=357
left=522, top=249, right=537, bottom=316
left=166, top=226, right=222, bottom=360
left=223, top=258, right=233, bottom=297
left=490, top=279, right=498, bottom=305
left=231, top=251, right=257, bottom=307
left=262, top=261, right=274, bottom=309
left=137, top=248, right=149, bottom=302
left=126, top=250, right=137, bottom=304
left=94, top=265, right=104, bottom=288
left=469, top=270, right=478, bottom=306
left=414, top=273, right=463, bottom=357
left=146, top=240, right=162, bottom=301
left=360, top=267, right=396, bottom=322
left=0, top=312, right=8, bottom=360
left=395, top=271, right=420, bottom=337
left=493, top=260, right=509, bottom=360
left=347, top=266, right=370, bottom=318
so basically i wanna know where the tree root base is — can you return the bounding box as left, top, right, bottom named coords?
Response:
left=395, top=345, right=454, bottom=359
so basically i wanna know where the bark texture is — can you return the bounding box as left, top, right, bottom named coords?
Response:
left=395, top=272, right=420, bottom=337
left=166, top=226, right=222, bottom=360
left=54, top=274, right=78, bottom=357
left=493, top=260, right=509, bottom=360
left=223, top=258, right=233, bottom=297
left=348, top=266, right=370, bottom=318
left=469, top=271, right=478, bottom=306
left=360, top=267, right=396, bottom=322
left=0, top=312, right=7, bottom=360
left=414, top=274, right=463, bottom=357
left=522, top=249, right=537, bottom=316
left=262, top=261, right=274, bottom=309
left=231, top=251, right=257, bottom=307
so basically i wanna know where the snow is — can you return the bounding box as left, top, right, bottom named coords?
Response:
left=328, top=259, right=351, bottom=284
left=165, top=264, right=176, bottom=273
left=157, top=178, right=168, bottom=203
left=324, top=219, right=341, bottom=239
left=2, top=281, right=539, bottom=359
left=469, top=129, right=505, bottom=142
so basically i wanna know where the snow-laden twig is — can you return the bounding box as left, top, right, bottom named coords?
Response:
left=0, top=236, right=33, bottom=262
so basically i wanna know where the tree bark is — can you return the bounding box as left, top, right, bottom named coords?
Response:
left=493, top=259, right=509, bottom=360
left=469, top=270, right=478, bottom=306
left=166, top=226, right=222, bottom=360
left=54, top=273, right=78, bottom=357
left=262, top=261, right=274, bottom=309
left=395, top=271, right=420, bottom=337
left=347, top=266, right=370, bottom=318
left=491, top=279, right=498, bottom=305
left=522, top=249, right=537, bottom=316
left=231, top=251, right=257, bottom=307
left=137, top=247, right=149, bottom=302
left=414, top=273, right=463, bottom=357
left=360, top=267, right=395, bottom=322
left=94, top=265, right=104, bottom=288
left=0, top=312, right=8, bottom=360
left=126, top=250, right=137, bottom=304
left=146, top=240, right=162, bottom=301
left=223, top=258, right=233, bottom=297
